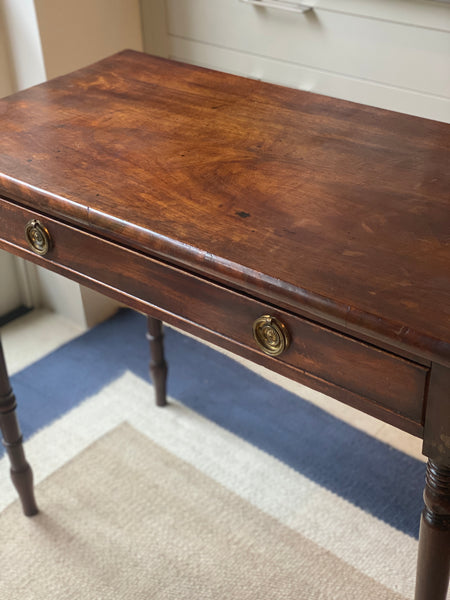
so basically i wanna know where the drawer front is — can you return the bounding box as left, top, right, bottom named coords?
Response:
left=0, top=197, right=428, bottom=431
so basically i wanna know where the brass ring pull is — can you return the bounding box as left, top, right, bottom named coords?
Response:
left=25, top=219, right=52, bottom=256
left=253, top=315, right=290, bottom=357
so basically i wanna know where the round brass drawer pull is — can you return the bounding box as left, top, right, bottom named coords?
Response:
left=252, top=315, right=290, bottom=357
left=25, top=219, right=52, bottom=256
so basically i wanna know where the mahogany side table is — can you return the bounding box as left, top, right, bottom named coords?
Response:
left=0, top=51, right=448, bottom=599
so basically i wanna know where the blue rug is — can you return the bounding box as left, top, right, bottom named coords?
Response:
left=5, top=308, right=425, bottom=539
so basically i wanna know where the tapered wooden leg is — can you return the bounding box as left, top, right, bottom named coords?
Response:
left=146, top=317, right=168, bottom=407
left=0, top=338, right=38, bottom=516
left=414, top=460, right=450, bottom=600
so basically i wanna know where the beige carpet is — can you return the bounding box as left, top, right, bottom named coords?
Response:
left=0, top=423, right=406, bottom=599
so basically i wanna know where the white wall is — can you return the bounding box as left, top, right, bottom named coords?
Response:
left=34, top=0, right=143, bottom=79
left=0, top=6, right=14, bottom=97
left=1, top=0, right=46, bottom=90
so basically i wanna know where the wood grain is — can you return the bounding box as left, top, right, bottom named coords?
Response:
left=0, top=51, right=448, bottom=366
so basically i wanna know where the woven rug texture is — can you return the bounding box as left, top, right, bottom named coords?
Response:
left=0, top=309, right=423, bottom=599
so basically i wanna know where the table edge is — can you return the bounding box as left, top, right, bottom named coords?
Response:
left=1, top=181, right=448, bottom=368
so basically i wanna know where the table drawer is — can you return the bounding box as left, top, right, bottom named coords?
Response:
left=0, top=197, right=428, bottom=433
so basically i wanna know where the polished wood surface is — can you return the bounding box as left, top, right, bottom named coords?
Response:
left=0, top=50, right=448, bottom=366
left=0, top=51, right=448, bottom=599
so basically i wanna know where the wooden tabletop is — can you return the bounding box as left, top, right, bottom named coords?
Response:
left=0, top=50, right=448, bottom=365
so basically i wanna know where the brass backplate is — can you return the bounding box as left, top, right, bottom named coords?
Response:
left=252, top=314, right=290, bottom=357
left=25, top=219, right=52, bottom=256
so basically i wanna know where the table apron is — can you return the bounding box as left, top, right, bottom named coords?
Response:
left=0, top=197, right=428, bottom=437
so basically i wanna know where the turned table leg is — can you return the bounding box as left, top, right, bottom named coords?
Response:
left=0, top=338, right=38, bottom=516
left=146, top=317, right=168, bottom=407
left=414, top=460, right=450, bottom=600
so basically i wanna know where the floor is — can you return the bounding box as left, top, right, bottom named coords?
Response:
left=0, top=308, right=424, bottom=463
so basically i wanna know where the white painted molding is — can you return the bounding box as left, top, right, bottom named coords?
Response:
left=0, top=7, right=15, bottom=97
left=306, top=0, right=450, bottom=31
left=140, top=0, right=170, bottom=56
left=0, top=0, right=46, bottom=90
left=35, top=269, right=118, bottom=330
left=13, top=257, right=42, bottom=309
